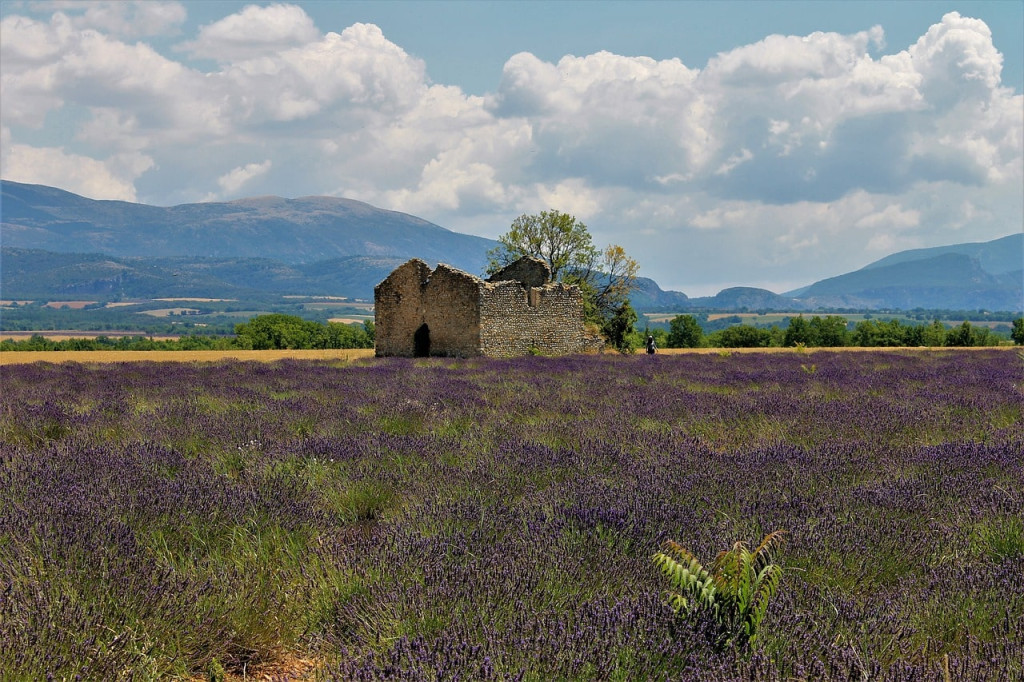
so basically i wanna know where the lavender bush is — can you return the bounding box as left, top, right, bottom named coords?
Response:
left=1, top=350, right=1021, bottom=680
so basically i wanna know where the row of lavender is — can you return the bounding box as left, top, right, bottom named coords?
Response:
left=1, top=350, right=1021, bottom=679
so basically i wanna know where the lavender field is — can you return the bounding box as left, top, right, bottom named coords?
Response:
left=2, top=350, right=1022, bottom=680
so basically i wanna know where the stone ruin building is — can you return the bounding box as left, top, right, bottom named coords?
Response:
left=374, top=256, right=598, bottom=357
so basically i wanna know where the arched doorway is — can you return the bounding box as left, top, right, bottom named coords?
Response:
left=414, top=323, right=430, bottom=357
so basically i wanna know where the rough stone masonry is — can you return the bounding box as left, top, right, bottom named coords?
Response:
left=374, top=256, right=599, bottom=357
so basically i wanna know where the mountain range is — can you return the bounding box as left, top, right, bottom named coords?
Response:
left=789, top=237, right=1022, bottom=311
left=1, top=180, right=493, bottom=273
left=1, top=180, right=1020, bottom=312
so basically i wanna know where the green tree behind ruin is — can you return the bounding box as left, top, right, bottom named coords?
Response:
left=486, top=210, right=638, bottom=327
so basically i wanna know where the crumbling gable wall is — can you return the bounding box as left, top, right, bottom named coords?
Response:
left=375, top=256, right=589, bottom=358
left=422, top=264, right=481, bottom=356
left=373, top=259, right=432, bottom=357
left=374, top=259, right=482, bottom=357
left=487, top=258, right=551, bottom=288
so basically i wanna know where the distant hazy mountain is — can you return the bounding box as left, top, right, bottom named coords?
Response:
left=1, top=248, right=698, bottom=306
left=1, top=180, right=495, bottom=275
left=793, top=234, right=1022, bottom=311
left=0, top=248, right=406, bottom=300
left=688, top=287, right=807, bottom=311
left=859, top=234, right=1021, bottom=275
left=2, top=180, right=1020, bottom=311
left=628, top=276, right=690, bottom=310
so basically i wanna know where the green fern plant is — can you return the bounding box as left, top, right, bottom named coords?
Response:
left=653, top=530, right=784, bottom=649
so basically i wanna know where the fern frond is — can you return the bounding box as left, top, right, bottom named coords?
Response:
left=752, top=530, right=785, bottom=571
left=654, top=530, right=785, bottom=652
left=653, top=551, right=709, bottom=596
left=750, top=563, right=782, bottom=616
left=710, top=547, right=734, bottom=593
left=662, top=539, right=699, bottom=563
left=666, top=591, right=688, bottom=613
left=740, top=549, right=756, bottom=612
left=712, top=541, right=744, bottom=575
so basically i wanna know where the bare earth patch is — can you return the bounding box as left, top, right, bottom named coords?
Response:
left=43, top=301, right=98, bottom=309
left=187, top=654, right=321, bottom=682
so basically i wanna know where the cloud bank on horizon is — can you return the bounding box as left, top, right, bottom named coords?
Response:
left=1, top=1, right=1021, bottom=294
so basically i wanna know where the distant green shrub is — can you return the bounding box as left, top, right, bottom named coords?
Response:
left=0, top=315, right=373, bottom=351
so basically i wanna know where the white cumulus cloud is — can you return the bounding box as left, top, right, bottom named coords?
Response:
left=1, top=5, right=1020, bottom=294
left=179, top=3, right=320, bottom=61
left=27, top=1, right=186, bottom=38
left=1, top=134, right=152, bottom=201
left=217, top=160, right=272, bottom=195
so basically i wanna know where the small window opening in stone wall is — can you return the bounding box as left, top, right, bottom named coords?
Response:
left=528, top=287, right=541, bottom=307
left=414, top=323, right=430, bottom=357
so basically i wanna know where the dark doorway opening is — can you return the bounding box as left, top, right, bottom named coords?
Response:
left=414, top=323, right=430, bottom=357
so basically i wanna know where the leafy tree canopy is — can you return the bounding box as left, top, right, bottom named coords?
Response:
left=486, top=210, right=638, bottom=326
left=603, top=301, right=638, bottom=353
left=667, top=314, right=704, bottom=348
left=708, top=324, right=777, bottom=348
left=234, top=314, right=373, bottom=350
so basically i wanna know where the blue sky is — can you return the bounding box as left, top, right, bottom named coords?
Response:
left=2, top=1, right=1022, bottom=295
left=172, top=1, right=1024, bottom=95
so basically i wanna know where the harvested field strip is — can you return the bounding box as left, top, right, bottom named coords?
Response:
left=42, top=301, right=97, bottom=309
left=0, top=331, right=182, bottom=342
left=0, top=348, right=378, bottom=365
left=1, top=346, right=1012, bottom=365
left=655, top=346, right=1010, bottom=353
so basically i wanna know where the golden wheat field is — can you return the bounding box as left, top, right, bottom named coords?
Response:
left=1, top=346, right=1012, bottom=366
left=0, top=348, right=379, bottom=365
left=0, top=332, right=183, bottom=342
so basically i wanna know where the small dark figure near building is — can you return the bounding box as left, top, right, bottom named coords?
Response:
left=646, top=335, right=657, bottom=355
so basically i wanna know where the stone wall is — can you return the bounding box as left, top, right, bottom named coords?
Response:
left=375, top=257, right=589, bottom=358
left=374, top=259, right=432, bottom=357
left=479, top=281, right=586, bottom=357
left=421, top=264, right=482, bottom=357
left=374, top=260, right=482, bottom=357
